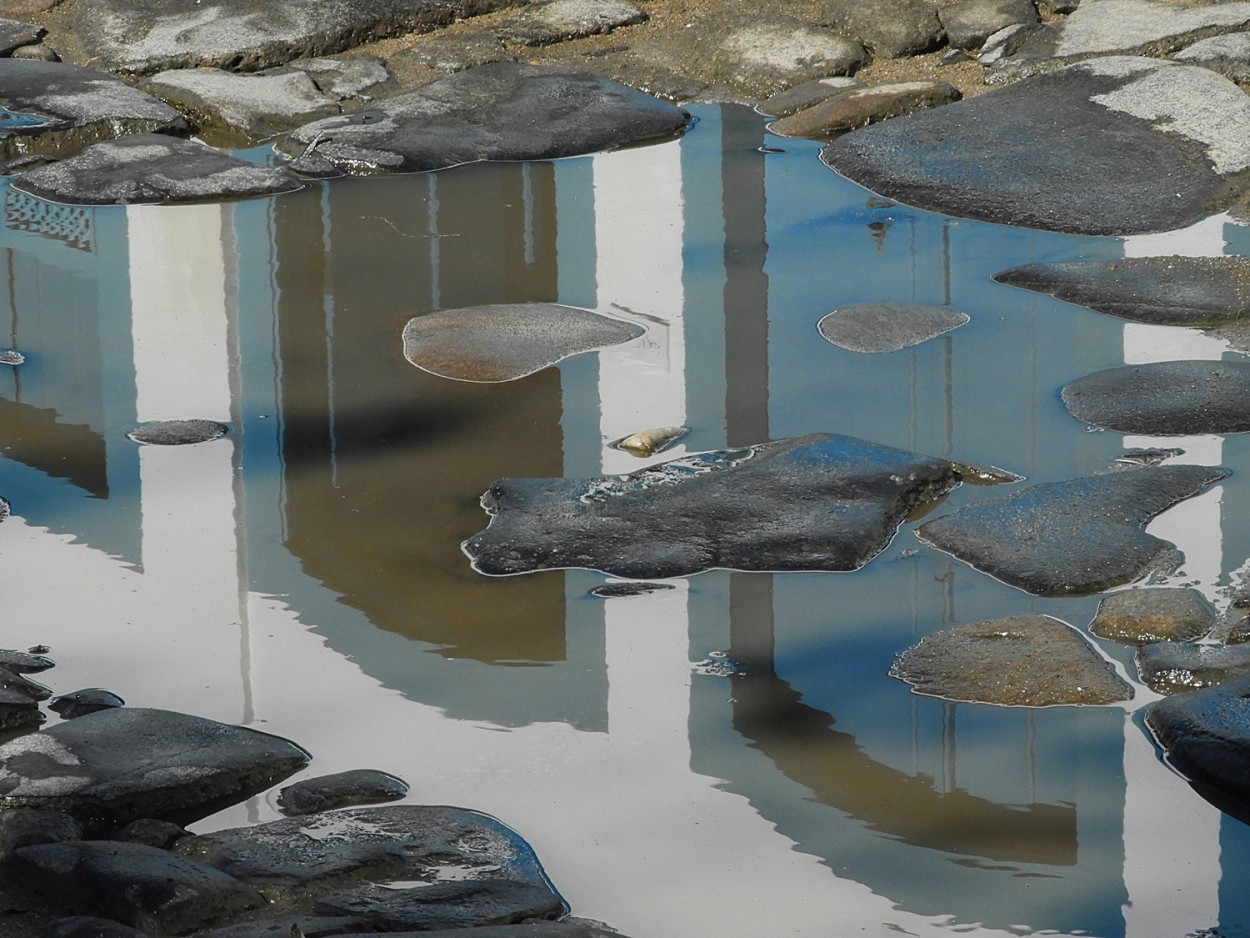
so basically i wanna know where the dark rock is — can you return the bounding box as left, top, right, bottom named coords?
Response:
left=917, top=465, right=1227, bottom=596
left=112, top=818, right=188, bottom=849
left=190, top=915, right=368, bottom=936
left=0, top=667, right=49, bottom=700
left=1145, top=673, right=1250, bottom=814
left=14, top=135, right=301, bottom=205
left=47, top=917, right=150, bottom=938
left=822, top=56, right=1250, bottom=236
left=0, top=666, right=49, bottom=730
left=176, top=805, right=557, bottom=900
left=1089, top=587, right=1216, bottom=646
left=498, top=0, right=648, bottom=47
left=11, top=840, right=266, bottom=934
left=1061, top=360, right=1250, bottom=435
left=0, top=808, right=81, bottom=855
left=50, top=689, right=125, bottom=720
left=770, top=80, right=961, bottom=139
left=403, top=303, right=644, bottom=383
left=759, top=76, right=862, bottom=118
left=126, top=419, right=231, bottom=445
left=332, top=924, right=628, bottom=938
left=0, top=59, right=190, bottom=163
left=1137, top=641, right=1250, bottom=695
left=892, top=615, right=1133, bottom=706
left=0, top=16, right=40, bottom=55
left=814, top=301, right=969, bottom=352
left=464, top=433, right=960, bottom=578
left=0, top=648, right=54, bottom=672
left=1174, top=32, right=1250, bottom=83
left=0, top=708, right=310, bottom=833
left=74, top=0, right=521, bottom=75
left=282, top=62, right=691, bottom=174
left=277, top=769, right=409, bottom=816
left=938, top=0, right=1038, bottom=50
left=315, top=879, right=564, bottom=931
left=815, top=0, right=944, bottom=58
left=587, top=582, right=676, bottom=598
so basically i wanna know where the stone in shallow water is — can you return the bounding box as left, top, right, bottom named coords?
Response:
left=316, top=879, right=565, bottom=931
left=282, top=62, right=691, bottom=174
left=0, top=647, right=54, bottom=672
left=816, top=302, right=969, bottom=352
left=822, top=57, right=1250, bottom=235
left=14, top=135, right=301, bottom=205
left=1089, top=587, right=1216, bottom=646
left=609, top=425, right=688, bottom=458
left=917, top=465, right=1227, bottom=596
left=277, top=769, right=409, bottom=816
left=127, top=418, right=230, bottom=445
left=892, top=615, right=1132, bottom=706
left=402, top=303, right=644, bottom=383
left=1061, top=360, right=1250, bottom=435
left=1136, top=641, right=1250, bottom=695
left=587, top=582, right=675, bottom=598
left=49, top=688, right=125, bottom=719
left=464, top=433, right=959, bottom=578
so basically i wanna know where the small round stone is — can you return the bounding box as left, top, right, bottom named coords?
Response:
left=126, top=419, right=229, bottom=445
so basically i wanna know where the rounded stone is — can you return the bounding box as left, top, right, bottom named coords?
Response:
left=127, top=419, right=229, bottom=445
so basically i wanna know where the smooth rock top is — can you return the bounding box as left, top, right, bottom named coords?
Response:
left=281, top=62, right=691, bottom=174
left=1061, top=360, right=1250, bottom=435
left=816, top=302, right=969, bottom=352
left=277, top=769, right=410, bottom=816
left=822, top=56, right=1250, bottom=235
left=1089, top=587, right=1216, bottom=646
left=127, top=418, right=233, bottom=444
left=817, top=0, right=943, bottom=58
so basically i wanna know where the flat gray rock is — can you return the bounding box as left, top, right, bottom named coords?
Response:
left=1062, top=360, right=1250, bottom=435
left=939, top=0, right=1039, bottom=50
left=815, top=302, right=969, bottom=352
left=989, top=0, right=1250, bottom=82
left=402, top=303, right=644, bottom=382
left=14, top=135, right=301, bottom=205
left=464, top=433, right=960, bottom=578
left=1089, top=587, right=1216, bottom=646
left=760, top=76, right=862, bottom=118
left=498, top=0, right=647, bottom=47
left=823, top=56, right=1250, bottom=235
left=917, top=465, right=1228, bottom=596
left=770, top=81, right=961, bottom=139
left=127, top=418, right=232, bottom=444
left=74, top=0, right=519, bottom=75
left=12, top=840, right=266, bottom=934
left=0, top=59, right=189, bottom=163
left=277, top=769, right=409, bottom=816
left=0, top=16, right=41, bottom=55
left=0, top=708, right=310, bottom=834
left=0, top=808, right=81, bottom=856
left=892, top=615, right=1132, bottom=706
left=1145, top=673, right=1250, bottom=813
left=816, top=0, right=943, bottom=58
left=316, top=879, right=565, bottom=931
left=1174, top=31, right=1250, bottom=83
left=1136, top=640, right=1250, bottom=695
left=0, top=648, right=54, bottom=672
left=282, top=62, right=690, bottom=173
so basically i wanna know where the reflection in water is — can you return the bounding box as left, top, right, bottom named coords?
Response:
left=0, top=103, right=1249, bottom=937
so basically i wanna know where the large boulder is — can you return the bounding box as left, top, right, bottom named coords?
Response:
left=464, top=433, right=960, bottom=578
left=1061, top=360, right=1250, bottom=435
left=1089, top=587, right=1216, bottom=646
left=822, top=56, right=1250, bottom=235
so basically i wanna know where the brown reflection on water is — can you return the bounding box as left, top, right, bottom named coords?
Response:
left=0, top=397, right=107, bottom=498
left=269, top=164, right=569, bottom=663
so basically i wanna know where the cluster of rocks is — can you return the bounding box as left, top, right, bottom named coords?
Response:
left=0, top=681, right=621, bottom=938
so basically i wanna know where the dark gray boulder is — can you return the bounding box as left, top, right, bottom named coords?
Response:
left=816, top=0, right=944, bottom=58
left=891, top=615, right=1133, bottom=706
left=189, top=914, right=368, bottom=937
left=14, top=135, right=301, bottom=205
left=0, top=59, right=190, bottom=163
left=0, top=666, right=49, bottom=729
left=815, top=301, right=969, bottom=352
left=0, top=808, right=81, bottom=856
left=112, top=817, right=188, bottom=849
left=1089, top=587, right=1216, bottom=646
left=0, top=648, right=54, bottom=672
left=335, top=924, right=630, bottom=938
left=497, top=0, right=647, bottom=47
left=50, top=688, right=125, bottom=720
left=11, top=840, right=266, bottom=935
left=402, top=303, right=645, bottom=383
left=938, top=0, right=1038, bottom=50
left=1145, top=673, right=1250, bottom=814
left=1136, top=641, right=1250, bottom=695
left=0, top=708, right=310, bottom=834
left=282, top=62, right=691, bottom=174
left=276, top=769, right=409, bottom=816
left=464, top=433, right=960, bottom=578
left=127, top=419, right=232, bottom=445
left=0, top=16, right=41, bottom=55
left=316, top=879, right=564, bottom=931
left=587, top=582, right=676, bottom=598
left=1061, top=360, right=1250, bottom=435
left=47, top=918, right=150, bottom=938
left=822, top=56, right=1250, bottom=236
left=917, top=465, right=1227, bottom=596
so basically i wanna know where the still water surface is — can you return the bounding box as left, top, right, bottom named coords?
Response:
left=2, top=103, right=1250, bottom=937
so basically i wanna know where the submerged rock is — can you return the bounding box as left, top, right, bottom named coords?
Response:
left=815, top=302, right=969, bottom=352
left=402, top=303, right=644, bottom=383
left=1062, top=360, right=1250, bottom=435
left=587, top=582, right=676, bottom=598
left=127, top=418, right=231, bottom=445
left=917, top=465, right=1227, bottom=596
left=14, top=135, right=301, bottom=205
left=282, top=62, right=691, bottom=174
left=1136, top=641, right=1250, bottom=695
left=609, top=426, right=688, bottom=458
left=1089, top=587, right=1216, bottom=646
left=892, top=615, right=1132, bottom=706
left=823, top=56, right=1250, bottom=235
left=47, top=917, right=150, bottom=938
left=464, top=432, right=960, bottom=578
left=0, top=708, right=310, bottom=833
left=277, top=769, right=409, bottom=816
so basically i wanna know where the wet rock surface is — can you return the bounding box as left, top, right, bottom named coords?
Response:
left=1136, top=641, right=1250, bottom=696
left=892, top=615, right=1132, bottom=706
left=1089, top=587, right=1216, bottom=646
left=315, top=879, right=565, bottom=931
left=822, top=56, right=1250, bottom=235
left=917, top=465, right=1228, bottom=596
left=403, top=303, right=645, bottom=382
left=277, top=769, right=409, bottom=816
left=49, top=689, right=125, bottom=720
left=464, top=432, right=960, bottom=578
left=282, top=62, right=691, bottom=174
left=127, top=419, right=232, bottom=445
left=815, top=302, right=969, bottom=352
left=1061, top=360, right=1250, bottom=435
left=13, top=134, right=302, bottom=205
left=769, top=80, right=961, bottom=139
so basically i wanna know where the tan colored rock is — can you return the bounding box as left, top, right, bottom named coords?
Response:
left=769, top=80, right=960, bottom=138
